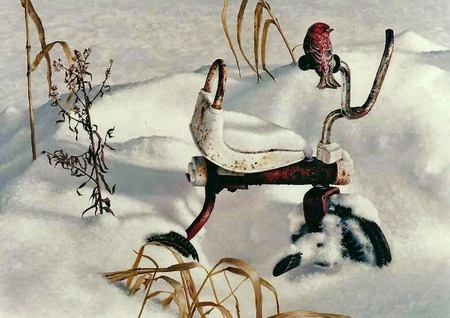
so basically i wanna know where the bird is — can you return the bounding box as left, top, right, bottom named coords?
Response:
left=303, top=22, right=340, bottom=89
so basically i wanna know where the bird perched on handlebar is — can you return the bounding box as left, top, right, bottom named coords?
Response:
left=303, top=22, right=341, bottom=89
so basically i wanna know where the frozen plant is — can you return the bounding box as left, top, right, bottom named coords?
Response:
left=222, top=0, right=296, bottom=81
left=104, top=243, right=349, bottom=318
left=42, top=48, right=116, bottom=217
left=21, top=0, right=73, bottom=160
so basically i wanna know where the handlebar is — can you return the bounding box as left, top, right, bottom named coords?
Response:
left=203, top=30, right=394, bottom=143
left=321, top=29, right=395, bottom=144
left=203, top=59, right=227, bottom=110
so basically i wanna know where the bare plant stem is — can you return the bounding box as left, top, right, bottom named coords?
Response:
left=80, top=78, right=105, bottom=214
left=261, top=0, right=296, bottom=62
left=24, top=0, right=37, bottom=161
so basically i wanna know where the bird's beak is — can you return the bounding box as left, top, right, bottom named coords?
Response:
left=327, top=28, right=334, bottom=33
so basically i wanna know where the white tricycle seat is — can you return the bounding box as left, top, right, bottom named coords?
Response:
left=190, top=89, right=312, bottom=173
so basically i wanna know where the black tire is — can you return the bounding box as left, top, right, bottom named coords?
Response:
left=290, top=206, right=392, bottom=268
left=340, top=215, right=392, bottom=267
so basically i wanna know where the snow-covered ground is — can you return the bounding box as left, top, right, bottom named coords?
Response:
left=1, top=0, right=449, bottom=317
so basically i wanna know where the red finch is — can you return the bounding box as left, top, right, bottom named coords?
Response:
left=303, top=22, right=340, bottom=89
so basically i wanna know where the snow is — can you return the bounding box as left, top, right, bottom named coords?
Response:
left=395, top=31, right=449, bottom=53
left=1, top=0, right=450, bottom=317
left=330, top=194, right=381, bottom=225
left=223, top=109, right=313, bottom=154
left=289, top=213, right=344, bottom=267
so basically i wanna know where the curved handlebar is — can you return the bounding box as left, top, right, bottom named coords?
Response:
left=321, top=29, right=395, bottom=144
left=203, top=59, right=227, bottom=110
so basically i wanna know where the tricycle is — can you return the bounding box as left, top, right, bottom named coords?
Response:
left=148, top=28, right=395, bottom=276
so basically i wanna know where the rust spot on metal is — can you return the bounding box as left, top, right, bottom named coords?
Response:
left=203, top=59, right=227, bottom=110
left=204, top=158, right=338, bottom=190
left=303, top=186, right=340, bottom=232
left=186, top=184, right=216, bottom=241
left=334, top=154, right=353, bottom=185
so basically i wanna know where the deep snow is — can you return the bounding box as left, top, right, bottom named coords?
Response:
left=1, top=1, right=450, bottom=317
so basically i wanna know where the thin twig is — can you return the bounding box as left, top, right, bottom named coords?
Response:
left=24, top=0, right=37, bottom=161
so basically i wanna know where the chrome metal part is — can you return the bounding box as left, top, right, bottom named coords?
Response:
left=187, top=156, right=208, bottom=187
left=320, top=29, right=395, bottom=145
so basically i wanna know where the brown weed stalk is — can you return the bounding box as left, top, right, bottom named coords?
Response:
left=104, top=244, right=350, bottom=318
left=43, top=49, right=116, bottom=216
left=222, top=0, right=296, bottom=81
left=20, top=0, right=73, bottom=160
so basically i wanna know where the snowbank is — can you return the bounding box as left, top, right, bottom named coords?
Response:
left=1, top=1, right=449, bottom=317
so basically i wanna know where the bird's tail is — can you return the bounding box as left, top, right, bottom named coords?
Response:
left=317, top=72, right=341, bottom=89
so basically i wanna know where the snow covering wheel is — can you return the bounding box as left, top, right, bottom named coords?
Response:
left=339, top=214, right=392, bottom=267
left=274, top=205, right=392, bottom=276
left=326, top=201, right=391, bottom=267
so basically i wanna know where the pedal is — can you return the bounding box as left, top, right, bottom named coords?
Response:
left=146, top=231, right=199, bottom=261
left=272, top=253, right=302, bottom=276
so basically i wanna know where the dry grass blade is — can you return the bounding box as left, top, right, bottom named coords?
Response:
left=157, top=275, right=189, bottom=317
left=195, top=301, right=233, bottom=318
left=259, top=276, right=280, bottom=313
left=163, top=246, right=204, bottom=314
left=215, top=258, right=264, bottom=318
left=141, top=290, right=172, bottom=317
left=105, top=244, right=349, bottom=318
left=104, top=271, right=137, bottom=283
left=237, top=0, right=258, bottom=74
left=222, top=0, right=242, bottom=77
left=145, top=290, right=167, bottom=300
left=181, top=266, right=197, bottom=300
left=268, top=310, right=351, bottom=318
left=189, top=270, right=221, bottom=317
left=21, top=0, right=78, bottom=160
left=140, top=287, right=165, bottom=317
left=253, top=2, right=265, bottom=80
left=21, top=0, right=52, bottom=94
left=164, top=262, right=201, bottom=272
left=104, top=262, right=199, bottom=283
left=223, top=265, right=281, bottom=315
left=22, top=0, right=39, bottom=160
left=223, top=0, right=297, bottom=81
left=161, top=295, right=175, bottom=307
left=223, top=271, right=241, bottom=317
left=20, top=0, right=44, bottom=49
left=130, top=274, right=153, bottom=295
left=30, top=41, right=74, bottom=72
left=104, top=262, right=199, bottom=285
left=261, top=18, right=277, bottom=81
left=261, top=1, right=295, bottom=62
left=104, top=268, right=153, bottom=281
left=126, top=245, right=148, bottom=288
left=143, top=245, right=199, bottom=284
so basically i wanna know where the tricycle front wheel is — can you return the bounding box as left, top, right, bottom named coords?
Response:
left=338, top=213, right=391, bottom=267
left=273, top=203, right=392, bottom=276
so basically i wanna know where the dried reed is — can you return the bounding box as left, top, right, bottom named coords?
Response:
left=104, top=243, right=350, bottom=318
left=20, top=0, right=74, bottom=160
left=222, top=0, right=296, bottom=81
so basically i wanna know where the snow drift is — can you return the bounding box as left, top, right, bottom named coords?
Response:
left=1, top=1, right=449, bottom=317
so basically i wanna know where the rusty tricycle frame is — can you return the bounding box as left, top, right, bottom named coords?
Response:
left=149, top=29, right=395, bottom=275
